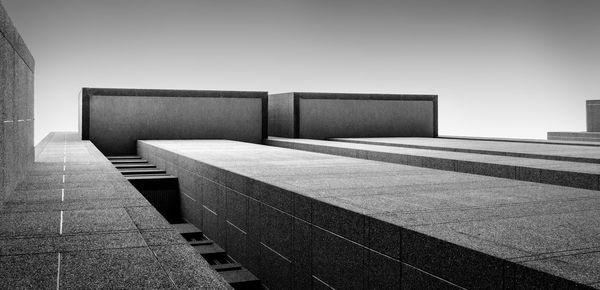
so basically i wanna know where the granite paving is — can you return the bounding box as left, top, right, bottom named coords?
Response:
left=140, top=139, right=600, bottom=289
left=0, top=132, right=231, bottom=289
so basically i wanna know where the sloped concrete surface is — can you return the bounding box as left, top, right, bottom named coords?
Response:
left=0, top=132, right=231, bottom=289
left=140, top=139, right=600, bottom=289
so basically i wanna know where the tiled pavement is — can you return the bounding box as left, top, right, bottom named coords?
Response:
left=0, top=132, right=230, bottom=289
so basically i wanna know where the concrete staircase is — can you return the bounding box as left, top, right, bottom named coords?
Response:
left=107, top=156, right=262, bottom=290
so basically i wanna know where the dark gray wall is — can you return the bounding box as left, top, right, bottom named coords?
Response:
left=268, top=92, right=438, bottom=139
left=79, top=88, right=267, bottom=156
left=0, top=2, right=35, bottom=200
left=587, top=100, right=600, bottom=132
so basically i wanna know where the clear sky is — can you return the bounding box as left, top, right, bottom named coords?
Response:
left=3, top=0, right=599, bottom=144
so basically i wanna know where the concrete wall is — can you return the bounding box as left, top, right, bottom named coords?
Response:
left=0, top=2, right=35, bottom=200
left=587, top=100, right=600, bottom=132
left=268, top=92, right=438, bottom=139
left=79, top=88, right=267, bottom=156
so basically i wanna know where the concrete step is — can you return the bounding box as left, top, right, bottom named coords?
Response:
left=266, top=137, right=600, bottom=191
left=119, top=169, right=167, bottom=175
left=194, top=243, right=226, bottom=257
left=220, top=269, right=262, bottom=290
left=106, top=155, right=142, bottom=160
left=114, top=163, right=156, bottom=169
left=111, top=159, right=148, bottom=164
left=172, top=223, right=202, bottom=235
left=125, top=175, right=175, bottom=181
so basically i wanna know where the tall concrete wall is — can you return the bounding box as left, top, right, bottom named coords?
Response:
left=587, top=100, right=600, bottom=132
left=79, top=88, right=268, bottom=156
left=268, top=92, right=438, bottom=139
left=0, top=2, right=35, bottom=200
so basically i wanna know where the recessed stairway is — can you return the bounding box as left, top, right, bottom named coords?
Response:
left=107, top=156, right=262, bottom=290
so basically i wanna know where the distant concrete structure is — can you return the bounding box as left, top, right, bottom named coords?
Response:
left=79, top=88, right=268, bottom=156
left=548, top=100, right=600, bottom=142
left=268, top=92, right=438, bottom=139
left=0, top=3, right=35, bottom=201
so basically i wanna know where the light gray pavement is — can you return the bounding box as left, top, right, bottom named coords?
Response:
left=141, top=139, right=600, bottom=289
left=0, top=132, right=230, bottom=289
left=266, top=137, right=600, bottom=191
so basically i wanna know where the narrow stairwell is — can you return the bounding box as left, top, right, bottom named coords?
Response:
left=107, top=156, right=263, bottom=290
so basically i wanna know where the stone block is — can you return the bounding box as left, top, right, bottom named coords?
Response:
left=365, top=216, right=402, bottom=260
left=226, top=187, right=248, bottom=231
left=260, top=242, right=292, bottom=290
left=226, top=222, right=247, bottom=265
left=365, top=249, right=402, bottom=289
left=292, top=266, right=312, bottom=290
left=539, top=169, right=598, bottom=190
left=125, top=206, right=171, bottom=230
left=292, top=217, right=312, bottom=269
left=401, top=263, right=461, bottom=290
left=62, top=208, right=136, bottom=234
left=312, top=199, right=365, bottom=244
left=260, top=203, right=293, bottom=260
left=312, top=227, right=364, bottom=290
left=0, top=211, right=60, bottom=238
left=401, top=228, right=506, bottom=289
left=0, top=253, right=57, bottom=289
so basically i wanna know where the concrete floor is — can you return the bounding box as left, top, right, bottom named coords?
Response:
left=0, top=133, right=230, bottom=289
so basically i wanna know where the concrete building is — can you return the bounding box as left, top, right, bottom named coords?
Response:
left=548, top=100, right=600, bottom=142
left=3, top=2, right=600, bottom=289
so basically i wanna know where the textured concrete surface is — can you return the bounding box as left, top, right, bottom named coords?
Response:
left=140, top=139, right=600, bottom=289
left=333, top=137, right=600, bottom=163
left=1, top=2, right=35, bottom=201
left=587, top=100, right=600, bottom=132
left=267, top=137, right=600, bottom=191
left=548, top=132, right=600, bottom=143
left=79, top=88, right=267, bottom=155
left=0, top=133, right=231, bottom=289
left=268, top=92, right=438, bottom=139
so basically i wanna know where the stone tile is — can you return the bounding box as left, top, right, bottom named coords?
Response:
left=150, top=245, right=231, bottom=289
left=60, top=247, right=175, bottom=289
left=62, top=208, right=136, bottom=234
left=260, top=203, right=293, bottom=260
left=260, top=242, right=292, bottom=290
left=365, top=249, right=402, bottom=290
left=0, top=232, right=145, bottom=256
left=401, top=263, right=462, bottom=290
left=401, top=228, right=506, bottom=289
left=125, top=206, right=171, bottom=230
left=292, top=266, right=312, bottom=290
left=141, top=229, right=187, bottom=246
left=0, top=211, right=59, bottom=237
left=312, top=227, right=364, bottom=290
left=226, top=222, right=247, bottom=265
left=0, top=253, right=57, bottom=289
left=226, top=187, right=248, bottom=231
left=365, top=216, right=402, bottom=260
left=292, top=217, right=312, bottom=269
left=247, top=197, right=261, bottom=240
left=312, top=198, right=365, bottom=244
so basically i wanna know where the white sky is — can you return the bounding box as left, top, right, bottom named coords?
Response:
left=3, top=0, right=599, bottom=144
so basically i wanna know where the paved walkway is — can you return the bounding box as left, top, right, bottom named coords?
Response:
left=0, top=132, right=230, bottom=289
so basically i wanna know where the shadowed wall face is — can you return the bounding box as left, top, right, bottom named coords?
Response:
left=0, top=2, right=34, bottom=199
left=269, top=92, right=437, bottom=139
left=587, top=100, right=600, bottom=132
left=80, top=89, right=267, bottom=156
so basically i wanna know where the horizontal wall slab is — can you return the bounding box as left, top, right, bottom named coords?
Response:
left=79, top=88, right=267, bottom=155
left=139, top=139, right=599, bottom=289
left=268, top=92, right=437, bottom=139
left=332, top=137, right=600, bottom=164
left=548, top=132, right=600, bottom=143
left=267, top=137, right=600, bottom=191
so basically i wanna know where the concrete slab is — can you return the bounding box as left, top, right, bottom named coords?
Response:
left=140, top=139, right=600, bottom=289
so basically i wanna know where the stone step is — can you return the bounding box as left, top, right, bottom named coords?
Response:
left=110, top=159, right=148, bottom=164
left=220, top=269, right=262, bottom=290
left=114, top=163, right=156, bottom=169
left=119, top=169, right=167, bottom=175
left=106, top=155, right=142, bottom=160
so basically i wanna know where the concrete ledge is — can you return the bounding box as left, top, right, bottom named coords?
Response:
left=139, top=139, right=600, bottom=289
left=79, top=88, right=268, bottom=155
left=267, top=137, right=600, bottom=191
left=548, top=132, right=600, bottom=143
left=268, top=92, right=438, bottom=139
